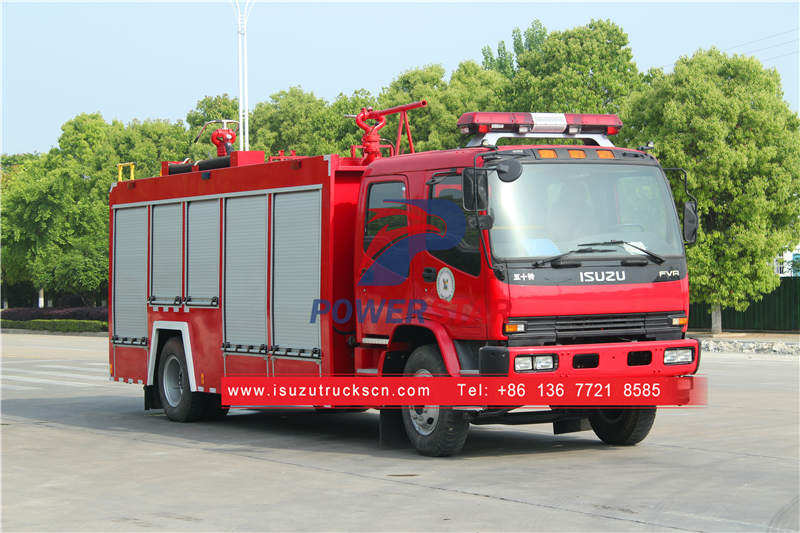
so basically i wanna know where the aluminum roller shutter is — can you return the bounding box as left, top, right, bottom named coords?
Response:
left=150, top=203, right=182, bottom=304
left=186, top=200, right=220, bottom=305
left=272, top=190, right=321, bottom=351
left=224, top=195, right=267, bottom=346
left=113, top=207, right=147, bottom=339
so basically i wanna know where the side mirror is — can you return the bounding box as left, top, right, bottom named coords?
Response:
left=492, top=158, right=522, bottom=183
left=683, top=201, right=698, bottom=244
left=463, top=168, right=488, bottom=211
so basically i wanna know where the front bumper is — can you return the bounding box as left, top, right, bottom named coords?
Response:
left=479, top=338, right=700, bottom=377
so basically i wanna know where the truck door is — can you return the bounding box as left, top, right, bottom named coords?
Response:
left=410, top=172, right=486, bottom=338
left=356, top=175, right=414, bottom=343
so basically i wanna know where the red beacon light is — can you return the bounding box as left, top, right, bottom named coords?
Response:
left=564, top=113, right=623, bottom=135
left=457, top=112, right=623, bottom=136
left=458, top=112, right=536, bottom=135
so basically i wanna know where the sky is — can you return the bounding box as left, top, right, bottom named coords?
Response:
left=2, top=1, right=798, bottom=155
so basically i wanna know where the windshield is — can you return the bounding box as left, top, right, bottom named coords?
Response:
left=488, top=162, right=684, bottom=261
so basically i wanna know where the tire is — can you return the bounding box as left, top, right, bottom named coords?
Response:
left=203, top=393, right=230, bottom=420
left=157, top=337, right=206, bottom=422
left=401, top=344, right=470, bottom=457
left=589, top=407, right=656, bottom=445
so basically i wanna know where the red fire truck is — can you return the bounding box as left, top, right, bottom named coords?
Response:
left=108, top=102, right=701, bottom=456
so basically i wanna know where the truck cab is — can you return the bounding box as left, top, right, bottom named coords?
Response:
left=354, top=111, right=700, bottom=455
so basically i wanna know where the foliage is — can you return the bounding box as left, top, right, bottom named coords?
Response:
left=2, top=19, right=799, bottom=319
left=622, top=48, right=800, bottom=311
left=1, top=113, right=191, bottom=298
left=514, top=19, right=642, bottom=113
left=249, top=87, right=376, bottom=156
left=482, top=20, right=547, bottom=80
left=1, top=319, right=108, bottom=332
left=378, top=62, right=509, bottom=152
left=185, top=94, right=239, bottom=159
left=0, top=306, right=108, bottom=321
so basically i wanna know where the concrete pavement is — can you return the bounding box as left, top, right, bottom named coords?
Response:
left=1, top=333, right=798, bottom=531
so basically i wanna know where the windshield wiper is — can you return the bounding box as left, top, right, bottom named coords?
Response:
left=578, top=240, right=665, bottom=265
left=531, top=247, right=615, bottom=268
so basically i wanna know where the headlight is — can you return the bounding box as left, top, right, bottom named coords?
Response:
left=664, top=348, right=694, bottom=365
left=514, top=354, right=556, bottom=372
left=534, top=355, right=555, bottom=370
left=514, top=356, right=533, bottom=371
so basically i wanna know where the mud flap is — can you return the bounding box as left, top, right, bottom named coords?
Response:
left=553, top=416, right=591, bottom=435
left=378, top=408, right=409, bottom=449
left=143, top=385, right=162, bottom=410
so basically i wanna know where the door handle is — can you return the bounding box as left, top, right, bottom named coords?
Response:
left=422, top=267, right=437, bottom=282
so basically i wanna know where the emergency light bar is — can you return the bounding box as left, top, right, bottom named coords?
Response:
left=457, top=112, right=622, bottom=136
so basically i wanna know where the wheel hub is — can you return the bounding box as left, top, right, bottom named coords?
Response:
left=163, top=355, right=184, bottom=408
left=407, top=369, right=439, bottom=436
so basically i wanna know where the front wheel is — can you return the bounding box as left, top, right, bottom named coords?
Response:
left=589, top=407, right=656, bottom=445
left=401, top=344, right=470, bottom=457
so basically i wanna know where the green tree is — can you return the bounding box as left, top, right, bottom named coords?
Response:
left=186, top=93, right=239, bottom=129
left=250, top=87, right=343, bottom=156
left=621, top=48, right=800, bottom=332
left=436, top=61, right=510, bottom=149
left=112, top=119, right=193, bottom=177
left=327, top=89, right=379, bottom=155
left=1, top=153, right=45, bottom=286
left=482, top=20, right=547, bottom=79
left=514, top=19, right=642, bottom=114
left=791, top=255, right=800, bottom=276
left=186, top=94, right=239, bottom=159
left=377, top=61, right=510, bottom=152
left=377, top=64, right=449, bottom=152
left=3, top=114, right=121, bottom=302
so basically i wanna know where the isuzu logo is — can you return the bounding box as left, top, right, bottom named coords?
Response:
left=579, top=270, right=626, bottom=283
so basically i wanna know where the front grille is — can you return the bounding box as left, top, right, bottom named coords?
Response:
left=509, top=312, right=683, bottom=346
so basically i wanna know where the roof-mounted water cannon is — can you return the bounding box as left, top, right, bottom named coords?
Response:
left=458, top=112, right=622, bottom=147
left=353, top=100, right=427, bottom=165
left=193, top=120, right=240, bottom=157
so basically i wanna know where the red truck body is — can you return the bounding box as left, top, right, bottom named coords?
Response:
left=108, top=106, right=700, bottom=455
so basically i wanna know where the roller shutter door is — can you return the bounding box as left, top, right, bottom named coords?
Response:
left=113, top=207, right=147, bottom=340
left=151, top=203, right=182, bottom=304
left=186, top=200, right=220, bottom=305
left=272, top=190, right=321, bottom=351
left=224, top=195, right=267, bottom=346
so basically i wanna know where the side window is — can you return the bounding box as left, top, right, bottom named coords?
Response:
left=428, top=175, right=481, bottom=276
left=364, top=181, right=407, bottom=252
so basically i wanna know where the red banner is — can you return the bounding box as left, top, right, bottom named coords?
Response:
left=221, top=375, right=706, bottom=407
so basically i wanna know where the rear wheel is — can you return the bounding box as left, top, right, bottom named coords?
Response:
left=589, top=407, right=656, bottom=445
left=157, top=338, right=206, bottom=422
left=401, top=344, right=469, bottom=457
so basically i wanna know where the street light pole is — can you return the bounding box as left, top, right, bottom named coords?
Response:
left=232, top=0, right=255, bottom=151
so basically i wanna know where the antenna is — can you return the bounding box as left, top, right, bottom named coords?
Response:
left=232, top=0, right=255, bottom=151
